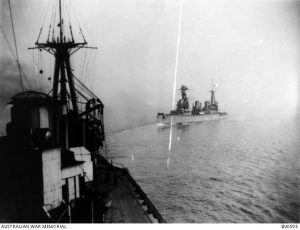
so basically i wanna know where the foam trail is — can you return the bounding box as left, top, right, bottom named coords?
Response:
left=177, top=129, right=181, bottom=140
left=167, top=0, right=184, bottom=167
left=167, top=157, right=170, bottom=169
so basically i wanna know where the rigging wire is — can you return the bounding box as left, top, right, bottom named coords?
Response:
left=69, top=0, right=94, bottom=44
left=62, top=0, right=66, bottom=41
left=89, top=51, right=97, bottom=91
left=29, top=1, right=54, bottom=88
left=0, top=24, right=27, bottom=85
left=31, top=50, right=34, bottom=76
left=68, top=0, right=81, bottom=41
left=52, top=1, right=57, bottom=42
left=49, top=0, right=55, bottom=40
left=36, top=0, right=53, bottom=43
left=74, top=83, right=90, bottom=100
left=49, top=0, right=57, bottom=42
left=33, top=0, right=52, bottom=39
left=88, top=52, right=98, bottom=92
left=65, top=0, right=74, bottom=42
left=83, top=49, right=93, bottom=83
left=19, top=1, right=32, bottom=52
left=80, top=48, right=88, bottom=80
left=18, top=0, right=38, bottom=89
left=79, top=49, right=84, bottom=79
left=8, top=0, right=24, bottom=92
left=31, top=47, right=41, bottom=80
left=74, top=79, right=96, bottom=100
left=48, top=1, right=55, bottom=43
left=0, top=24, right=15, bottom=59
left=73, top=74, right=98, bottom=99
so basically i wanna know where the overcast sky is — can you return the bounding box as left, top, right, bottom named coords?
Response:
left=1, top=0, right=300, bottom=133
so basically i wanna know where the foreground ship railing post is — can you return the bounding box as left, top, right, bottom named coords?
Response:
left=0, top=0, right=165, bottom=223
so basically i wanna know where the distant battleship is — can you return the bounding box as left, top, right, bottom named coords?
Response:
left=157, top=82, right=227, bottom=126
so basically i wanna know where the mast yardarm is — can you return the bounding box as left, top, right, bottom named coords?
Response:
left=28, top=0, right=97, bottom=148
left=29, top=0, right=97, bottom=115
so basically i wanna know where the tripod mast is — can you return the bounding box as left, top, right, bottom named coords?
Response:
left=29, top=0, right=97, bottom=148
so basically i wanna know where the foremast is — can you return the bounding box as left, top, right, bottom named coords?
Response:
left=29, top=0, right=99, bottom=150
left=209, top=78, right=216, bottom=105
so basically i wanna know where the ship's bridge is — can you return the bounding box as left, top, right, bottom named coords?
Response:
left=7, top=90, right=58, bottom=149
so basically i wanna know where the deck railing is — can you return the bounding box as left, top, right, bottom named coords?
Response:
left=122, top=168, right=167, bottom=223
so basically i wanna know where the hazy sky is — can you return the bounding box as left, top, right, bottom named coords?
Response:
left=1, top=0, right=300, bottom=133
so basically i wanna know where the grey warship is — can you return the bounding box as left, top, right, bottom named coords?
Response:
left=157, top=82, right=227, bottom=126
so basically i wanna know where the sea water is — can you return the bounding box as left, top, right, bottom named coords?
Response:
left=107, top=114, right=300, bottom=223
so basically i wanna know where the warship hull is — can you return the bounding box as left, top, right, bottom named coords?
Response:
left=157, top=113, right=227, bottom=126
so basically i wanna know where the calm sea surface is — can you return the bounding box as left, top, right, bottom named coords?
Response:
left=107, top=114, right=300, bottom=223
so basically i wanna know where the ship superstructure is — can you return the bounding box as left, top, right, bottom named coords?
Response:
left=0, top=0, right=165, bottom=223
left=157, top=81, right=227, bottom=125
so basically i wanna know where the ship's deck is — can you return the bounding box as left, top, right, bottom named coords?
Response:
left=94, top=160, right=161, bottom=223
